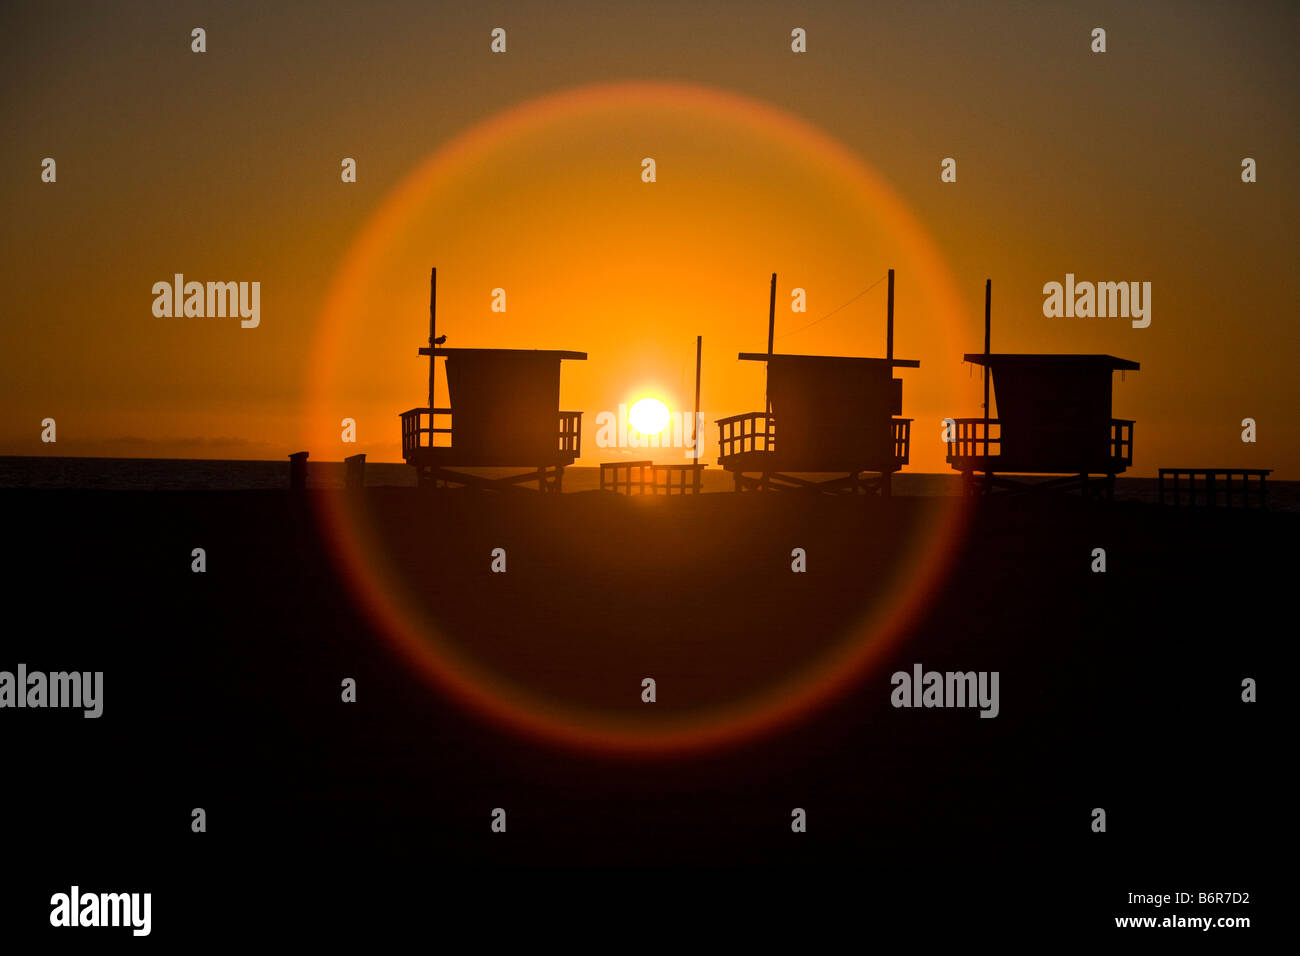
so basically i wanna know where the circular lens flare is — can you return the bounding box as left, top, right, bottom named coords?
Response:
left=306, top=79, right=975, bottom=755
left=629, top=397, right=671, bottom=435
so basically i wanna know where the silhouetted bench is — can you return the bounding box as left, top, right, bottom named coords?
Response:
left=1158, top=468, right=1271, bottom=509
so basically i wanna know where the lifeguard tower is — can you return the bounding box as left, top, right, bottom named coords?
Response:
left=945, top=280, right=1138, bottom=497
left=716, top=270, right=918, bottom=494
left=399, top=269, right=586, bottom=492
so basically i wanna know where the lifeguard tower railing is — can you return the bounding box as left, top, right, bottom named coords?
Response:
left=717, top=412, right=913, bottom=465
left=944, top=418, right=1134, bottom=467
left=400, top=407, right=583, bottom=460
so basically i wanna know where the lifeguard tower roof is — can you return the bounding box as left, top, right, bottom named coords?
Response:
left=962, top=353, right=1139, bottom=371
left=738, top=351, right=920, bottom=368
left=418, top=346, right=587, bottom=360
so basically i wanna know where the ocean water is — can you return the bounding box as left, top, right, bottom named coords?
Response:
left=0, top=456, right=1293, bottom=509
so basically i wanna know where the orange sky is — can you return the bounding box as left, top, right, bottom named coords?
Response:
left=2, top=1, right=1296, bottom=475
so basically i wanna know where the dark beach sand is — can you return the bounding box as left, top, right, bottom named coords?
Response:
left=2, top=483, right=1282, bottom=936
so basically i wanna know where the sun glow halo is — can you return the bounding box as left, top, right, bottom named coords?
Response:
left=628, top=397, right=671, bottom=435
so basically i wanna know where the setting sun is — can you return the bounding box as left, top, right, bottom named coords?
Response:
left=629, top=397, right=671, bottom=435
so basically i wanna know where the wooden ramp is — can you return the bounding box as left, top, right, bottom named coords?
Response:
left=1158, top=468, right=1271, bottom=509
left=600, top=461, right=705, bottom=495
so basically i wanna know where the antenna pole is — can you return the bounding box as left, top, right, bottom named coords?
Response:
left=428, top=266, right=437, bottom=425
left=693, top=335, right=703, bottom=459
left=766, top=273, right=776, bottom=414
left=983, top=278, right=991, bottom=426
left=886, top=268, right=895, bottom=360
